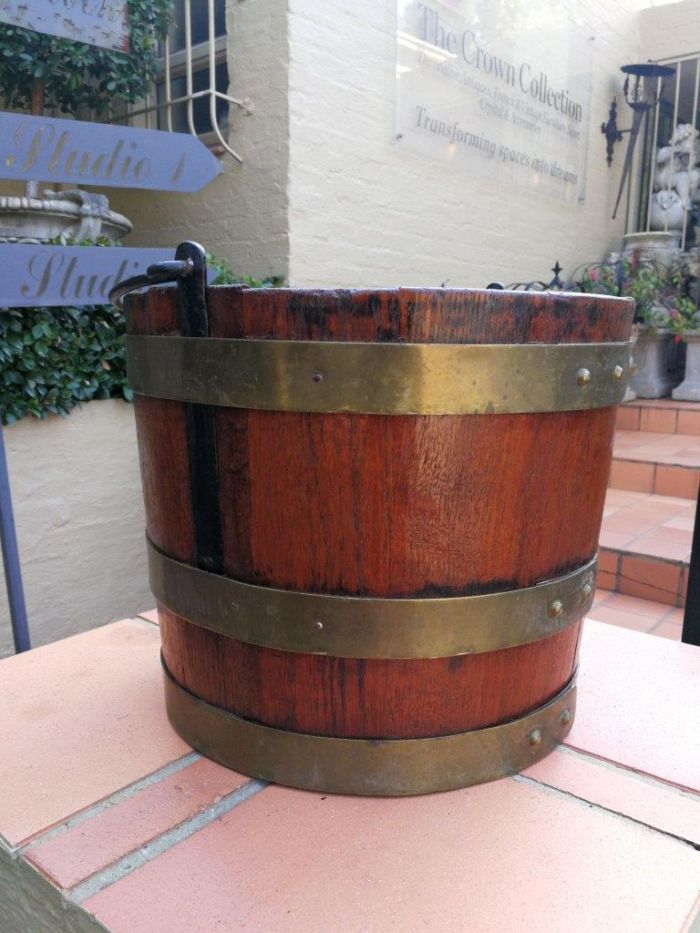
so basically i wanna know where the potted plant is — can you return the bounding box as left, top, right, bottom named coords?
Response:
left=574, top=255, right=697, bottom=398
left=0, top=1, right=172, bottom=243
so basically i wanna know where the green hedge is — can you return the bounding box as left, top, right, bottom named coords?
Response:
left=0, top=255, right=282, bottom=426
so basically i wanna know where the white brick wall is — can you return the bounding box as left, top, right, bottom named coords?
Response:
left=284, top=0, right=653, bottom=288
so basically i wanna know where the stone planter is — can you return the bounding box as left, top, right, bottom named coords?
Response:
left=672, top=331, right=700, bottom=401
left=629, top=328, right=676, bottom=398
left=622, top=231, right=682, bottom=269
left=0, top=189, right=131, bottom=244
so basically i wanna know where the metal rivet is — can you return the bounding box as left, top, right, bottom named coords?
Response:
left=612, top=364, right=624, bottom=380
left=548, top=599, right=564, bottom=619
left=576, top=367, right=592, bottom=386
left=560, top=709, right=573, bottom=726
left=311, top=373, right=323, bottom=383
left=528, top=728, right=543, bottom=746
left=315, top=621, right=323, bottom=630
left=581, top=582, right=593, bottom=600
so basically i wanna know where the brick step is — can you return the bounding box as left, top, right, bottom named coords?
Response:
left=615, top=398, right=700, bottom=435
left=610, top=430, right=700, bottom=499
left=598, top=488, right=694, bottom=607
left=588, top=589, right=683, bottom=640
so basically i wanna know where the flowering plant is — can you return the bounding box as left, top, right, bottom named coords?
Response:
left=572, top=254, right=700, bottom=336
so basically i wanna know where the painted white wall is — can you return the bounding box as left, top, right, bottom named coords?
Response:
left=640, top=0, right=700, bottom=61
left=108, top=0, right=290, bottom=283
left=284, top=0, right=654, bottom=289
left=0, top=401, right=151, bottom=658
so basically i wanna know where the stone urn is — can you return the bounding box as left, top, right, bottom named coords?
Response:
left=672, top=332, right=700, bottom=401
left=622, top=231, right=681, bottom=269
left=629, top=327, right=675, bottom=399
left=0, top=189, right=131, bottom=243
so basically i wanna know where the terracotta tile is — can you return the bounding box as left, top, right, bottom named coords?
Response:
left=602, top=513, right=658, bottom=535
left=615, top=405, right=640, bottom=431
left=586, top=605, right=656, bottom=633
left=677, top=410, right=700, bottom=435
left=651, top=621, right=683, bottom=641
left=655, top=465, right=700, bottom=499
left=601, top=592, right=674, bottom=620
left=639, top=406, right=678, bottom=433
left=608, top=459, right=655, bottom=493
left=679, top=566, right=688, bottom=608
left=138, top=609, right=159, bottom=625
left=572, top=620, right=700, bottom=790
left=592, top=588, right=612, bottom=607
left=665, top=608, right=686, bottom=625
left=596, top=570, right=617, bottom=590
left=83, top=779, right=700, bottom=933
left=523, top=748, right=700, bottom=845
left=664, top=515, right=697, bottom=531
left=0, top=621, right=190, bottom=847
left=629, top=536, right=691, bottom=562
left=619, top=555, right=681, bottom=606
left=604, top=488, right=648, bottom=505
left=598, top=548, right=619, bottom=575
left=27, top=758, right=249, bottom=890
left=598, top=529, right=635, bottom=549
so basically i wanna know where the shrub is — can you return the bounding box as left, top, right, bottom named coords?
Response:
left=0, top=253, right=283, bottom=426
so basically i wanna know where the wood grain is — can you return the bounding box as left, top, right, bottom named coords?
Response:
left=128, top=285, right=632, bottom=739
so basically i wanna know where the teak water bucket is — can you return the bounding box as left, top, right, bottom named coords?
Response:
left=115, top=243, right=633, bottom=796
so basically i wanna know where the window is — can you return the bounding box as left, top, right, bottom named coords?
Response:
left=629, top=55, right=700, bottom=250
left=126, top=0, right=244, bottom=161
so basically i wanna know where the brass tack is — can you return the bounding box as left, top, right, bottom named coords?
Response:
left=581, top=582, right=593, bottom=600
left=612, top=364, right=624, bottom=380
left=315, top=621, right=324, bottom=630
left=576, top=367, right=592, bottom=386
left=528, top=728, right=543, bottom=746
left=560, top=709, right=573, bottom=726
left=311, top=373, right=324, bottom=383
left=549, top=599, right=564, bottom=619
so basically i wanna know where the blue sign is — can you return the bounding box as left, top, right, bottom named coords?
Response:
left=0, top=113, right=223, bottom=192
left=0, top=244, right=176, bottom=307
left=0, top=0, right=130, bottom=52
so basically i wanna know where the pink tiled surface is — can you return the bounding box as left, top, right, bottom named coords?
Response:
left=611, top=431, right=700, bottom=498
left=567, top=620, right=700, bottom=793
left=0, top=620, right=190, bottom=847
left=82, top=779, right=700, bottom=933
left=2, top=616, right=699, bottom=932
left=523, top=747, right=700, bottom=845
left=589, top=589, right=683, bottom=639
left=615, top=398, right=700, bottom=436
left=598, top=488, right=693, bottom=606
left=26, top=758, right=249, bottom=890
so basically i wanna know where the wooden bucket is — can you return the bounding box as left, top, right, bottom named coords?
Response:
left=120, top=243, right=633, bottom=796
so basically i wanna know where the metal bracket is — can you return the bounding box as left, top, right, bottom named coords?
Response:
left=108, top=241, right=207, bottom=311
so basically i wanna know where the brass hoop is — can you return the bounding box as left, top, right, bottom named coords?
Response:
left=162, top=656, right=577, bottom=796
left=149, top=538, right=595, bottom=659
left=127, top=336, right=630, bottom=415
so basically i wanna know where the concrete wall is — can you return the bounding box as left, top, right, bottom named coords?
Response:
left=108, top=0, right=290, bottom=283
left=0, top=401, right=150, bottom=658
left=284, top=0, right=652, bottom=289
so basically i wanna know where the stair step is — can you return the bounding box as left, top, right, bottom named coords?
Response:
left=588, top=589, right=683, bottom=640
left=598, top=488, right=693, bottom=607
left=616, top=398, right=700, bottom=435
left=610, top=431, right=700, bottom=498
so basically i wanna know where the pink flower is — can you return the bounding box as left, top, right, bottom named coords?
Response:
left=588, top=268, right=598, bottom=282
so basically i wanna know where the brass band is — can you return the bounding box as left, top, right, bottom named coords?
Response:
left=162, top=655, right=577, bottom=795
left=127, top=335, right=630, bottom=415
left=149, top=538, right=596, bottom=659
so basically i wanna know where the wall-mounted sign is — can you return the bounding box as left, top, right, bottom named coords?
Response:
left=0, top=245, right=175, bottom=307
left=0, top=113, right=223, bottom=192
left=0, top=0, right=129, bottom=52
left=396, top=0, right=593, bottom=201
